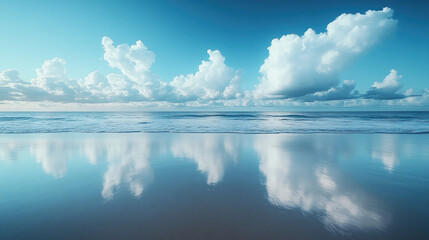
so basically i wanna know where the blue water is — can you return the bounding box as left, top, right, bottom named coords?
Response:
left=1, top=133, right=429, bottom=239
left=0, top=111, right=428, bottom=134
left=1, top=111, right=429, bottom=239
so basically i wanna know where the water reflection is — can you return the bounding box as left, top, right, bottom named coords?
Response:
left=30, top=138, right=68, bottom=178
left=171, top=134, right=239, bottom=185
left=0, top=137, right=72, bottom=178
left=0, top=133, right=393, bottom=232
left=98, top=137, right=153, bottom=200
left=371, top=135, right=399, bottom=172
left=0, top=140, right=21, bottom=163
left=254, top=134, right=386, bottom=231
left=0, top=135, right=154, bottom=200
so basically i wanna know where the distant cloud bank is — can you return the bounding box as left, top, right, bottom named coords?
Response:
left=0, top=7, right=427, bottom=109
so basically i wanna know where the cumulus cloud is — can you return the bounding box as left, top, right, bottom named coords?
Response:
left=0, top=59, right=77, bottom=102
left=0, top=37, right=240, bottom=105
left=102, top=37, right=155, bottom=82
left=1, top=7, right=428, bottom=108
left=0, top=70, right=25, bottom=100
left=94, top=37, right=240, bottom=102
left=31, top=58, right=77, bottom=100
left=0, top=69, right=24, bottom=84
left=171, top=50, right=240, bottom=101
left=364, top=69, right=407, bottom=99
left=255, top=7, right=397, bottom=99
left=77, top=71, right=148, bottom=102
left=100, top=37, right=171, bottom=100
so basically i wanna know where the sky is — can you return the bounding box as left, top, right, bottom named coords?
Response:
left=0, top=0, right=428, bottom=110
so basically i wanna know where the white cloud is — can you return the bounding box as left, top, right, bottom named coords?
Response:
left=101, top=37, right=170, bottom=100
left=0, top=69, right=24, bottom=84
left=400, top=89, right=429, bottom=106
left=364, top=69, right=407, bottom=99
left=0, top=58, right=81, bottom=102
left=101, top=36, right=155, bottom=83
left=76, top=71, right=147, bottom=102
left=1, top=7, right=428, bottom=109
left=170, top=50, right=240, bottom=101
left=255, top=7, right=397, bottom=99
left=0, top=38, right=240, bottom=105
left=0, top=70, right=25, bottom=100
left=31, top=58, right=76, bottom=98
left=100, top=37, right=241, bottom=102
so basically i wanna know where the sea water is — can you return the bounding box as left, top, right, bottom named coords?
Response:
left=1, top=112, right=429, bottom=239
left=0, top=111, right=428, bottom=134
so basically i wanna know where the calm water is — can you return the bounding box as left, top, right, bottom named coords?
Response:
left=1, top=133, right=429, bottom=239
left=0, top=111, right=429, bottom=133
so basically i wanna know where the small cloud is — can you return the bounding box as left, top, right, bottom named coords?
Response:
left=364, top=69, right=406, bottom=100
left=0, top=69, right=24, bottom=84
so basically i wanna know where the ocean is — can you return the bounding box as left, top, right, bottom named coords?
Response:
left=1, top=112, right=429, bottom=239
left=0, top=111, right=428, bottom=134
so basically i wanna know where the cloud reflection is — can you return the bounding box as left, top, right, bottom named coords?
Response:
left=0, top=135, right=154, bottom=200
left=371, top=135, right=398, bottom=172
left=99, top=137, right=152, bottom=200
left=30, top=138, right=68, bottom=178
left=171, top=134, right=238, bottom=185
left=0, top=137, right=74, bottom=177
left=254, top=134, right=386, bottom=231
left=0, top=133, right=394, bottom=228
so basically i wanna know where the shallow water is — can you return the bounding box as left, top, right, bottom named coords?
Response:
left=1, top=133, right=429, bottom=239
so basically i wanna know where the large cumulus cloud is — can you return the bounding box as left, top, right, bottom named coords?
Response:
left=255, top=7, right=397, bottom=99
left=102, top=36, right=155, bottom=83
left=0, top=37, right=240, bottom=104
left=170, top=49, right=240, bottom=101
left=1, top=7, right=428, bottom=108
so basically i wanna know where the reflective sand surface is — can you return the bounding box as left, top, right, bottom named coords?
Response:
left=1, top=133, right=428, bottom=239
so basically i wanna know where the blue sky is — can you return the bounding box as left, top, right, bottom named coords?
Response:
left=0, top=0, right=428, bottom=110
